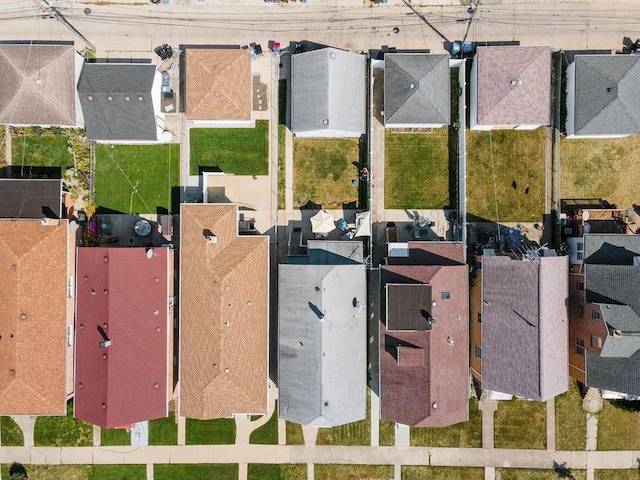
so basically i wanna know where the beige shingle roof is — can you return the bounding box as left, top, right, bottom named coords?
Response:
left=0, top=220, right=68, bottom=415
left=179, top=204, right=268, bottom=419
left=185, top=49, right=251, bottom=121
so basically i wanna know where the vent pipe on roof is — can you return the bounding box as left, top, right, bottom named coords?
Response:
left=207, top=235, right=218, bottom=244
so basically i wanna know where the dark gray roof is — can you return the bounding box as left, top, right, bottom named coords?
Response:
left=291, top=48, right=365, bottom=137
left=77, top=63, right=158, bottom=141
left=586, top=265, right=640, bottom=316
left=0, top=178, right=62, bottom=219
left=584, top=234, right=640, bottom=265
left=384, top=53, right=450, bottom=126
left=586, top=349, right=640, bottom=396
left=600, top=305, right=640, bottom=333
left=386, top=284, right=432, bottom=331
left=572, top=55, right=640, bottom=136
left=482, top=254, right=568, bottom=401
left=278, top=262, right=367, bottom=427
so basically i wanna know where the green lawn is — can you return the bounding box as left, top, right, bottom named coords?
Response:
left=100, top=427, right=130, bottom=446
left=555, top=378, right=586, bottom=450
left=384, top=130, right=451, bottom=209
left=248, top=464, right=307, bottom=480
left=595, top=470, right=640, bottom=480
left=185, top=418, right=236, bottom=445
left=12, top=134, right=72, bottom=169
left=410, top=398, right=482, bottom=448
left=293, top=137, right=360, bottom=209
left=379, top=420, right=395, bottom=446
left=155, top=464, right=238, bottom=480
left=286, top=421, right=304, bottom=445
left=466, top=128, right=545, bottom=222
left=598, top=400, right=640, bottom=450
left=560, top=136, right=640, bottom=209
left=315, top=464, right=394, bottom=480
left=402, top=466, right=484, bottom=480
left=95, top=144, right=179, bottom=214
left=148, top=411, right=177, bottom=445
left=1, top=417, right=23, bottom=446
left=498, top=468, right=586, bottom=480
left=250, top=402, right=278, bottom=444
left=494, top=399, right=546, bottom=450
left=189, top=121, right=269, bottom=175
left=278, top=124, right=286, bottom=210
left=34, top=401, right=93, bottom=447
left=1, top=464, right=146, bottom=480
left=317, top=390, right=369, bottom=446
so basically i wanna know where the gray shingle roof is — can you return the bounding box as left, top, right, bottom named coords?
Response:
left=572, top=55, right=640, bottom=136
left=600, top=304, right=640, bottom=333
left=0, top=178, right=61, bottom=219
left=482, top=254, right=568, bottom=401
left=307, top=240, right=364, bottom=265
left=586, top=349, right=640, bottom=396
left=384, top=53, right=450, bottom=126
left=586, top=265, right=640, bottom=316
left=278, top=244, right=367, bottom=427
left=584, top=234, right=640, bottom=265
left=77, top=63, right=158, bottom=141
left=291, top=48, right=365, bottom=137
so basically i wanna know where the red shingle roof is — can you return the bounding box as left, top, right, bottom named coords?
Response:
left=74, top=247, right=171, bottom=428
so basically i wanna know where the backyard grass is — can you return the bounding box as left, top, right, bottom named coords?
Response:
left=317, top=390, right=370, bottom=446
left=278, top=124, right=286, bottom=209
left=293, top=137, right=360, bottom=209
left=286, top=421, right=304, bottom=445
left=494, top=399, right=547, bottom=450
left=379, top=420, right=395, bottom=446
left=148, top=411, right=177, bottom=445
left=95, top=144, right=179, bottom=214
left=185, top=418, right=236, bottom=445
left=34, top=401, right=93, bottom=447
left=100, top=427, right=130, bottom=446
left=410, top=398, right=482, bottom=448
left=597, top=400, right=640, bottom=450
left=155, top=464, right=238, bottom=480
left=466, top=128, right=545, bottom=222
left=248, top=464, right=307, bottom=480
left=560, top=135, right=640, bottom=208
left=595, top=470, right=640, bottom=480
left=0, top=417, right=23, bottom=446
left=498, top=468, right=586, bottom=480
left=384, top=129, right=451, bottom=209
left=402, top=466, right=484, bottom=480
left=555, top=378, right=586, bottom=450
left=249, top=402, right=278, bottom=444
left=12, top=134, right=72, bottom=169
left=315, top=464, right=394, bottom=480
left=189, top=121, right=269, bottom=176
left=0, top=464, right=147, bottom=480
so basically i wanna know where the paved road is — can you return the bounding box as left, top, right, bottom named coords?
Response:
left=0, top=0, right=639, bottom=55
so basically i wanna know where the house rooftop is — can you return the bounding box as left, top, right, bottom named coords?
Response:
left=179, top=203, right=269, bottom=419
left=0, top=42, right=76, bottom=126
left=185, top=48, right=251, bottom=121
left=482, top=253, right=568, bottom=401
left=0, top=177, right=62, bottom=219
left=384, top=53, right=450, bottom=126
left=74, top=247, right=171, bottom=429
left=386, top=284, right=433, bottom=331
left=475, top=45, right=551, bottom=126
left=0, top=219, right=69, bottom=415
left=571, top=55, right=640, bottom=137
left=77, top=63, right=158, bottom=141
left=278, top=242, right=367, bottom=427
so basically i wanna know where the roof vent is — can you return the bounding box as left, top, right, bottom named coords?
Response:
left=155, top=277, right=160, bottom=283
left=103, top=289, right=108, bottom=295
left=138, top=96, right=143, bottom=101
left=428, top=317, right=436, bottom=324
left=20, top=314, right=27, bottom=320
left=84, top=276, right=88, bottom=282
left=10, top=369, right=15, bottom=375
left=432, top=301, right=437, bottom=307
left=87, top=95, right=93, bottom=101
left=322, top=119, right=329, bottom=125
left=156, top=327, right=161, bottom=332
left=154, top=383, right=159, bottom=389
left=324, top=401, right=329, bottom=406
left=613, top=330, right=622, bottom=337
left=330, top=52, right=336, bottom=59
left=409, top=83, right=415, bottom=89
left=224, top=368, right=230, bottom=374
left=206, top=235, right=218, bottom=244
left=102, top=403, right=106, bottom=409
left=224, top=321, right=231, bottom=327
left=125, top=96, right=130, bottom=101
left=11, top=264, right=16, bottom=270
left=107, top=96, right=113, bottom=101
left=153, top=310, right=159, bottom=315
left=247, top=301, right=252, bottom=307
left=100, top=340, right=112, bottom=349
left=432, top=402, right=437, bottom=409
left=447, top=336, right=454, bottom=346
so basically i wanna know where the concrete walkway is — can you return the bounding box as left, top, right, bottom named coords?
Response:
left=479, top=400, right=498, bottom=449
left=546, top=399, right=556, bottom=451
left=301, top=426, right=318, bottom=447
left=10, top=417, right=36, bottom=448
left=371, top=392, right=380, bottom=447
left=394, top=424, right=410, bottom=447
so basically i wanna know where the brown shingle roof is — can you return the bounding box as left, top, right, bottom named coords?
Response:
left=185, top=49, right=251, bottom=121
left=475, top=46, right=551, bottom=127
left=0, top=220, right=68, bottom=415
left=179, top=204, right=268, bottom=419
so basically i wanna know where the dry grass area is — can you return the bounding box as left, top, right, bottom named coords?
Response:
left=595, top=470, right=640, bottom=480
left=597, top=400, right=640, bottom=450
left=293, top=137, right=360, bottom=210
left=285, top=421, right=304, bottom=445
left=316, top=390, right=370, bottom=446
left=555, top=378, right=586, bottom=450
left=315, top=464, right=394, bottom=480
left=494, top=399, right=547, bottom=450
left=560, top=136, right=640, bottom=208
left=467, top=128, right=546, bottom=222
left=402, top=466, right=484, bottom=480
left=498, top=468, right=586, bottom=480
left=410, top=399, right=482, bottom=448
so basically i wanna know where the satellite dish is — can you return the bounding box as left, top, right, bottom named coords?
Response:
left=582, top=210, right=590, bottom=221
left=161, top=130, right=173, bottom=142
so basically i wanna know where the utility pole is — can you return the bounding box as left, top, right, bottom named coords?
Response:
left=39, top=0, right=96, bottom=51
